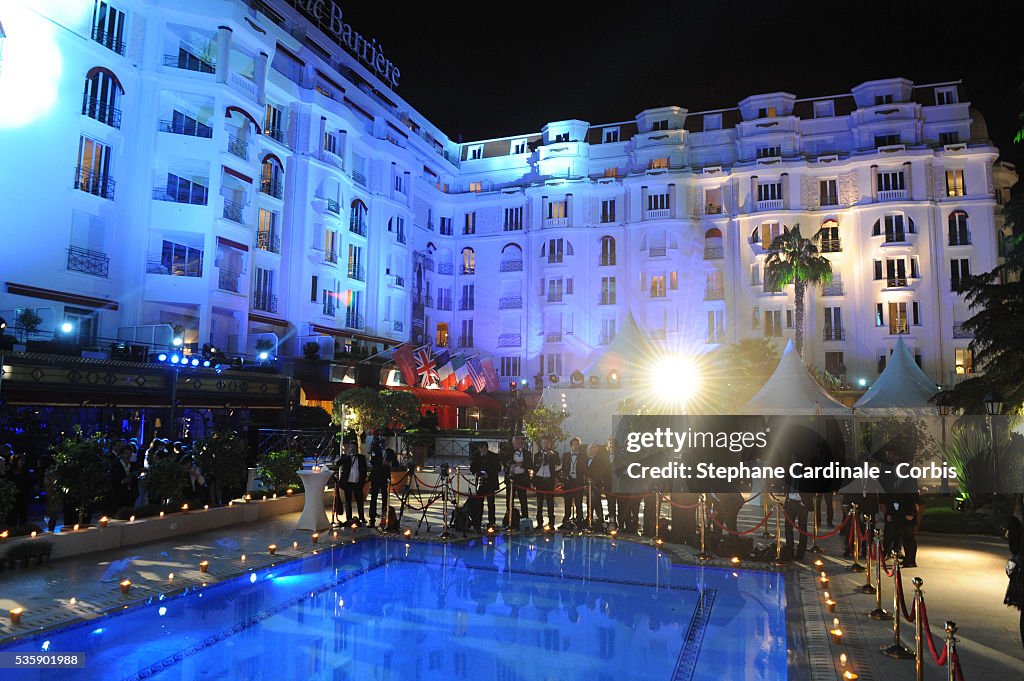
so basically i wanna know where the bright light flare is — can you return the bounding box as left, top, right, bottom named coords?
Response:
left=0, top=4, right=66, bottom=129
left=647, top=354, right=701, bottom=410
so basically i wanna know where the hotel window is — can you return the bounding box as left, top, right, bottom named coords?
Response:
left=310, top=275, right=318, bottom=302
left=394, top=174, right=405, bottom=194
left=463, top=212, right=476, bottom=235
left=160, top=240, right=203, bottom=277
left=163, top=173, right=208, bottom=205
left=647, top=193, right=670, bottom=210
left=704, top=113, right=722, bottom=130
left=757, top=145, right=781, bottom=159
left=601, top=199, right=616, bottom=223
left=825, top=351, right=845, bottom=377
left=763, top=310, right=782, bottom=337
left=467, top=144, right=482, bottom=160
left=600, top=319, right=616, bottom=345
left=885, top=258, right=908, bottom=287
left=600, top=277, right=616, bottom=305
left=752, top=306, right=760, bottom=329
left=543, top=238, right=571, bottom=263
left=91, top=1, right=126, bottom=55
left=461, top=248, right=475, bottom=274
left=948, top=211, right=970, bottom=245
left=819, top=219, right=840, bottom=252
left=468, top=181, right=482, bottom=193
left=707, top=310, right=724, bottom=342
left=649, top=157, right=669, bottom=170
left=757, top=181, right=783, bottom=202
left=954, top=348, right=974, bottom=374
left=945, top=169, right=966, bottom=197
left=814, top=100, right=834, bottom=118
left=757, top=106, right=776, bottom=118
left=461, top=284, right=475, bottom=310
left=599, top=236, right=616, bottom=266
left=164, top=110, right=211, bottom=138
left=503, top=207, right=523, bottom=231
left=264, top=104, right=285, bottom=142
left=651, top=119, right=669, bottom=131
left=347, top=244, right=363, bottom=278
left=500, top=356, right=521, bottom=377
left=877, top=170, right=905, bottom=192
left=939, top=131, right=959, bottom=145
left=888, top=302, right=909, bottom=335
left=650, top=275, right=666, bottom=298
left=75, top=136, right=114, bottom=199
left=935, top=87, right=958, bottom=105
left=603, top=167, right=619, bottom=178
left=750, top=263, right=761, bottom=286
left=323, top=131, right=338, bottom=155
left=759, top=221, right=782, bottom=247
left=872, top=214, right=913, bottom=242
left=875, top=302, right=884, bottom=327
left=547, top=200, right=568, bottom=220
left=83, top=68, right=123, bottom=129
left=874, top=94, right=894, bottom=105
left=950, top=258, right=970, bottom=291
left=258, top=209, right=280, bottom=253
left=461, top=319, right=474, bottom=348
left=824, top=307, right=842, bottom=336
left=819, top=179, right=838, bottom=206
left=511, top=139, right=527, bottom=155
left=912, top=301, right=921, bottom=326
left=604, top=128, right=620, bottom=143
left=874, top=134, right=900, bottom=148
left=439, top=216, right=453, bottom=236
left=437, top=289, right=452, bottom=311
left=554, top=132, right=570, bottom=142
left=705, top=187, right=723, bottom=214
left=786, top=309, right=794, bottom=328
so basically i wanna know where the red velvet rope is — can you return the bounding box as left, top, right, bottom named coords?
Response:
left=780, top=507, right=851, bottom=539
left=896, top=570, right=914, bottom=622
left=953, top=650, right=965, bottom=681
left=707, top=511, right=770, bottom=536
left=917, top=599, right=948, bottom=666
left=661, top=495, right=699, bottom=510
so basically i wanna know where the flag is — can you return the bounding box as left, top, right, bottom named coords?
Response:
left=392, top=343, right=417, bottom=386
left=451, top=353, right=469, bottom=384
left=435, top=349, right=453, bottom=383
left=480, top=356, right=499, bottom=392
left=413, top=345, right=439, bottom=387
left=467, top=355, right=487, bottom=392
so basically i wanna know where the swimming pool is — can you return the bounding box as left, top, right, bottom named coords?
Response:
left=0, top=537, right=789, bottom=680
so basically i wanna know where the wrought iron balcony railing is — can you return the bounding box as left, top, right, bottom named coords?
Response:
left=253, top=292, right=278, bottom=313
left=227, top=135, right=248, bottom=160
left=348, top=265, right=365, bottom=282
left=219, top=269, right=241, bottom=293
left=260, top=178, right=283, bottom=199
left=82, top=96, right=122, bottom=129
left=91, top=26, right=126, bottom=55
left=499, top=295, right=523, bottom=309
left=74, top=167, right=115, bottom=199
left=66, top=246, right=109, bottom=278
left=498, top=333, right=521, bottom=348
left=822, top=326, right=845, bottom=341
left=257, top=231, right=281, bottom=253
left=222, top=198, right=244, bottom=223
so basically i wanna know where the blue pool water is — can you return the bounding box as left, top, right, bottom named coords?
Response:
left=1, top=537, right=788, bottom=680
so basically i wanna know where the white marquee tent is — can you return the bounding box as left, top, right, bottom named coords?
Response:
left=740, top=339, right=850, bottom=415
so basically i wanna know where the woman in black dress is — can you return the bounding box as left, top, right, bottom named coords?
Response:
left=1006, top=494, right=1024, bottom=652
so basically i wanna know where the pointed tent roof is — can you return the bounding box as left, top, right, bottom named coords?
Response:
left=853, top=336, right=939, bottom=414
left=582, top=310, right=657, bottom=381
left=741, top=339, right=850, bottom=415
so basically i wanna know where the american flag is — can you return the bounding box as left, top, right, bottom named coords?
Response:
left=413, top=345, right=439, bottom=386
left=467, top=355, right=487, bottom=392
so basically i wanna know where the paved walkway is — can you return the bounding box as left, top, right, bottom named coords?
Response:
left=0, top=497, right=1019, bottom=681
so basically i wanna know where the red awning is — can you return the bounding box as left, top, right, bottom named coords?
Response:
left=394, top=386, right=501, bottom=411
left=301, top=382, right=358, bottom=401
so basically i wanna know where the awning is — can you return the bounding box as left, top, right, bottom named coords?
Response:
left=393, top=386, right=501, bottom=411
left=301, top=382, right=358, bottom=402
left=309, top=324, right=396, bottom=346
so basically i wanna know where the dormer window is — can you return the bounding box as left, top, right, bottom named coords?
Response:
left=651, top=119, right=669, bottom=131
left=554, top=132, right=569, bottom=142
left=757, top=146, right=781, bottom=159
left=704, top=113, right=722, bottom=130
left=813, top=100, right=834, bottom=118
left=874, top=94, right=894, bottom=105
left=603, top=128, right=620, bottom=143
left=511, top=139, right=527, bottom=155
left=467, top=144, right=483, bottom=160
left=935, top=86, right=958, bottom=105
left=757, top=107, right=776, bottom=119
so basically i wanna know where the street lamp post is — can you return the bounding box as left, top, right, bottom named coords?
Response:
left=937, top=401, right=951, bottom=495
left=984, top=391, right=1003, bottom=497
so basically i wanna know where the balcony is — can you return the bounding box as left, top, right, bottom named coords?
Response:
left=352, top=169, right=367, bottom=186
left=649, top=288, right=667, bottom=298
left=253, top=292, right=278, bottom=313
left=325, top=198, right=341, bottom=214
left=499, top=295, right=523, bottom=309
left=704, top=287, right=725, bottom=301
left=757, top=199, right=784, bottom=211
left=257, top=231, right=281, bottom=254
left=545, top=217, right=568, bottom=228
left=703, top=246, right=724, bottom=260
left=147, top=258, right=201, bottom=277
left=91, top=26, right=126, bottom=55
left=227, top=135, right=248, bottom=160
left=345, top=312, right=364, bottom=329
left=74, top=167, right=115, bottom=199
left=457, top=335, right=473, bottom=349
left=82, top=97, right=121, bottom=129
left=949, top=232, right=972, bottom=247
left=461, top=265, right=475, bottom=275
left=645, top=208, right=671, bottom=220
left=321, top=150, right=345, bottom=171
left=886, top=277, right=909, bottom=288
left=436, top=298, right=453, bottom=311
left=348, top=265, right=365, bottom=282
left=952, top=322, right=973, bottom=339
left=459, top=298, right=474, bottom=311
left=393, top=320, right=404, bottom=332
left=349, top=217, right=367, bottom=237
left=260, top=178, right=283, bottom=199
left=822, top=282, right=844, bottom=296
left=704, top=204, right=723, bottom=215
left=648, top=246, right=667, bottom=258
left=66, top=246, right=109, bottom=277
left=323, top=249, right=338, bottom=264
left=222, top=198, right=244, bottom=223
left=498, top=333, right=521, bottom=348
left=163, top=52, right=215, bottom=73
left=264, top=127, right=286, bottom=145
left=547, top=255, right=564, bottom=264
left=546, top=291, right=564, bottom=303
left=819, top=238, right=842, bottom=253
left=822, top=326, right=845, bottom=341
left=598, top=295, right=615, bottom=306
left=321, top=300, right=336, bottom=318
left=218, top=269, right=241, bottom=293
left=500, top=259, right=524, bottom=272
left=878, top=189, right=907, bottom=201
left=437, top=263, right=454, bottom=275
left=158, top=118, right=212, bottom=138
left=153, top=186, right=208, bottom=205
left=545, top=332, right=563, bottom=343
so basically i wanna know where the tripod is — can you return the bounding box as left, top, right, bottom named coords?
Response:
left=414, top=465, right=456, bottom=540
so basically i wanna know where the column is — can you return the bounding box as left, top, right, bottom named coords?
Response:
left=255, top=51, right=268, bottom=105
left=870, top=165, right=878, bottom=201
left=781, top=173, right=789, bottom=210
left=668, top=183, right=676, bottom=219
left=216, top=26, right=232, bottom=84
left=903, top=161, right=913, bottom=200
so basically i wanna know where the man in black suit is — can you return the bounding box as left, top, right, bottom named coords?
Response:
left=339, top=442, right=368, bottom=525
left=368, top=446, right=395, bottom=528
left=783, top=488, right=812, bottom=561
left=584, top=444, right=610, bottom=529
left=109, top=445, right=138, bottom=512
left=561, top=437, right=585, bottom=528
left=502, top=434, right=531, bottom=526
left=533, top=435, right=560, bottom=529
left=470, top=442, right=501, bottom=530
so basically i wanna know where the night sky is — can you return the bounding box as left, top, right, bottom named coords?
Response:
left=340, top=1, right=1024, bottom=168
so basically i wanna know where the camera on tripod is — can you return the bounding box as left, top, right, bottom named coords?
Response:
left=440, top=463, right=451, bottom=478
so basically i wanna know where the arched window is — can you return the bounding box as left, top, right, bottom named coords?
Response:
left=703, top=228, right=723, bottom=259
left=83, top=67, right=124, bottom=129
left=500, top=243, right=523, bottom=272
left=461, top=248, right=475, bottom=274
left=872, top=214, right=913, bottom=243
left=948, top=210, right=969, bottom=246
left=260, top=155, right=284, bottom=198
left=350, top=199, right=367, bottom=236
left=818, top=219, right=840, bottom=253
left=599, top=236, right=616, bottom=266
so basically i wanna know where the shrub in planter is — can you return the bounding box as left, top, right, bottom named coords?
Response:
left=256, top=449, right=304, bottom=492
left=50, top=429, right=111, bottom=525
left=0, top=478, right=16, bottom=527
left=143, top=456, right=189, bottom=506
left=193, top=430, right=248, bottom=506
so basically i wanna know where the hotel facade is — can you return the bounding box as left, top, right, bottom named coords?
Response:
left=0, top=0, right=1017, bottom=401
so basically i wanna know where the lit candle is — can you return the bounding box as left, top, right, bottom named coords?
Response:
left=240, top=554, right=246, bottom=562
left=655, top=537, right=664, bottom=546
left=312, top=533, right=320, bottom=544
left=204, top=505, right=209, bottom=511
left=839, top=653, right=848, bottom=668
left=129, top=515, right=135, bottom=523
left=814, top=559, right=824, bottom=569
left=31, top=531, right=37, bottom=538
left=286, top=489, right=293, bottom=496
left=268, top=544, right=277, bottom=555
left=830, top=617, right=843, bottom=644
left=10, top=608, right=24, bottom=624
left=99, top=516, right=109, bottom=528
left=333, top=531, right=339, bottom=539
left=403, top=529, right=412, bottom=538
left=842, top=672, right=858, bottom=681
left=293, top=541, right=298, bottom=550
left=273, top=494, right=278, bottom=500
left=228, top=501, right=234, bottom=507
left=486, top=527, right=495, bottom=535
left=245, top=494, right=252, bottom=501
left=168, top=573, right=174, bottom=581
left=819, top=572, right=830, bottom=589
left=69, top=598, right=77, bottom=607
left=0, top=530, right=7, bottom=540
left=731, top=556, right=741, bottom=566
left=181, top=504, right=189, bottom=512
left=120, top=579, right=132, bottom=595
left=610, top=529, right=618, bottom=537
left=159, top=512, right=165, bottom=518
left=825, top=591, right=837, bottom=613
left=72, top=525, right=79, bottom=532
left=199, top=560, right=209, bottom=573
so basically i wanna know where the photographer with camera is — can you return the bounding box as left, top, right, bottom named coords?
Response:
left=502, top=433, right=531, bottom=527
left=470, top=442, right=500, bottom=531
left=533, top=435, right=561, bottom=530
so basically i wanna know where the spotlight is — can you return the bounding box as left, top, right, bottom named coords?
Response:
left=170, top=355, right=180, bottom=364
left=172, top=337, right=183, bottom=347
left=649, top=354, right=700, bottom=408
left=157, top=353, right=168, bottom=362
left=0, top=317, right=6, bottom=332
left=190, top=358, right=200, bottom=367
left=258, top=351, right=269, bottom=361
left=858, top=378, right=867, bottom=387
left=520, top=379, right=527, bottom=386
left=202, top=360, right=211, bottom=367
left=59, top=321, right=74, bottom=334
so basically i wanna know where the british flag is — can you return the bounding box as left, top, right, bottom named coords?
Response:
left=413, top=345, right=439, bottom=387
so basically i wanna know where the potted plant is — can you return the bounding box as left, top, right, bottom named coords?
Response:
left=0, top=478, right=17, bottom=528
left=293, top=341, right=330, bottom=382
left=255, top=449, right=304, bottom=492
left=192, top=430, right=249, bottom=506
left=49, top=428, right=111, bottom=525
left=523, top=404, right=570, bottom=448
left=15, top=308, right=42, bottom=342
left=303, top=341, right=321, bottom=360
left=143, top=456, right=189, bottom=506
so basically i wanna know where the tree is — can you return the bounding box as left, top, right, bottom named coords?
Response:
left=49, top=429, right=111, bottom=525
left=256, top=449, right=305, bottom=492
left=332, top=388, right=421, bottom=434
left=192, top=430, right=248, bottom=504
left=523, top=404, right=570, bottom=446
left=763, top=224, right=833, bottom=357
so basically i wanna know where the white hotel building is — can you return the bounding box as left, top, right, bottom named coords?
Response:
left=0, top=0, right=1017, bottom=397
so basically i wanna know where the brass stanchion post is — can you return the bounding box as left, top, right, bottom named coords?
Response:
left=810, top=494, right=824, bottom=554
left=654, top=491, right=663, bottom=544
left=866, top=530, right=892, bottom=619
left=771, top=496, right=786, bottom=567
left=761, top=496, right=771, bottom=538
left=697, top=493, right=710, bottom=561
left=587, top=481, right=593, bottom=534
left=848, top=503, right=865, bottom=572
left=880, top=552, right=913, bottom=658
left=856, top=513, right=876, bottom=592
left=944, top=621, right=958, bottom=681
left=913, top=577, right=924, bottom=681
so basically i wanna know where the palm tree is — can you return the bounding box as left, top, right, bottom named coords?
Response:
left=764, top=224, right=834, bottom=357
